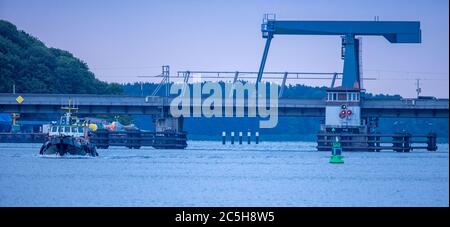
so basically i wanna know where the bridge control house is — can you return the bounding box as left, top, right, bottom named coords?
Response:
left=325, top=87, right=361, bottom=128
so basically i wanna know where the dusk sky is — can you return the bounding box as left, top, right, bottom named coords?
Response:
left=1, top=0, right=448, bottom=98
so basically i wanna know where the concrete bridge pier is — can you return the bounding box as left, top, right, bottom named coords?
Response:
left=152, top=108, right=187, bottom=149
left=152, top=104, right=184, bottom=133
left=154, top=116, right=184, bottom=133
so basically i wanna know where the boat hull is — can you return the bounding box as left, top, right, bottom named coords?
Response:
left=39, top=136, right=98, bottom=157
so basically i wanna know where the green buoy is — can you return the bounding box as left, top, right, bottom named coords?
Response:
left=330, top=129, right=344, bottom=164
left=329, top=152, right=344, bottom=164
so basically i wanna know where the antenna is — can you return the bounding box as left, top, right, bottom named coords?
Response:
left=61, top=98, right=79, bottom=125
left=61, top=98, right=79, bottom=113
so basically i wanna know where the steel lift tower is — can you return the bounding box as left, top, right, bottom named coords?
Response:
left=257, top=15, right=421, bottom=150
left=257, top=14, right=421, bottom=85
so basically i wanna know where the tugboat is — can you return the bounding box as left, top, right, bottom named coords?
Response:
left=39, top=101, right=98, bottom=157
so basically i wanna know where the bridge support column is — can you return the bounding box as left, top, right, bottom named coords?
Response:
left=152, top=104, right=187, bottom=149
left=342, top=35, right=362, bottom=88
left=154, top=116, right=184, bottom=133
left=152, top=116, right=187, bottom=149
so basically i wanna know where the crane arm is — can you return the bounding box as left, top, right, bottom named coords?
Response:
left=266, top=21, right=421, bottom=43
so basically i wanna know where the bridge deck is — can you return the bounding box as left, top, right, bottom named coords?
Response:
left=0, top=93, right=448, bottom=118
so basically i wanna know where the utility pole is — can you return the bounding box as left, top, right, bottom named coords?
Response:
left=416, top=79, right=421, bottom=98
left=162, top=65, right=170, bottom=97
left=11, top=82, right=19, bottom=133
left=139, top=65, right=170, bottom=97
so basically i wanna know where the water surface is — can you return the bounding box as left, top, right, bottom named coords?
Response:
left=0, top=141, right=448, bottom=206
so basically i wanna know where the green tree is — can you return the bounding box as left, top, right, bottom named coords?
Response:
left=0, top=19, right=122, bottom=95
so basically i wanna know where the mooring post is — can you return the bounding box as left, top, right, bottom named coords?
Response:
left=247, top=132, right=251, bottom=144
left=375, top=132, right=381, bottom=152
left=393, top=133, right=402, bottom=152
left=239, top=132, right=243, bottom=145
left=368, top=134, right=374, bottom=152
left=231, top=132, right=235, bottom=145
left=427, top=132, right=437, bottom=151
left=404, top=133, right=411, bottom=152
left=255, top=132, right=259, bottom=144
left=222, top=131, right=226, bottom=145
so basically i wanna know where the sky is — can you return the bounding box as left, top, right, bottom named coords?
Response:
left=0, top=0, right=448, bottom=98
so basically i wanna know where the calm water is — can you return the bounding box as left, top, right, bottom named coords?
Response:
left=0, top=141, right=448, bottom=206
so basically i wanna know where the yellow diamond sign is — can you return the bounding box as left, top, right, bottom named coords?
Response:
left=16, top=95, right=24, bottom=104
